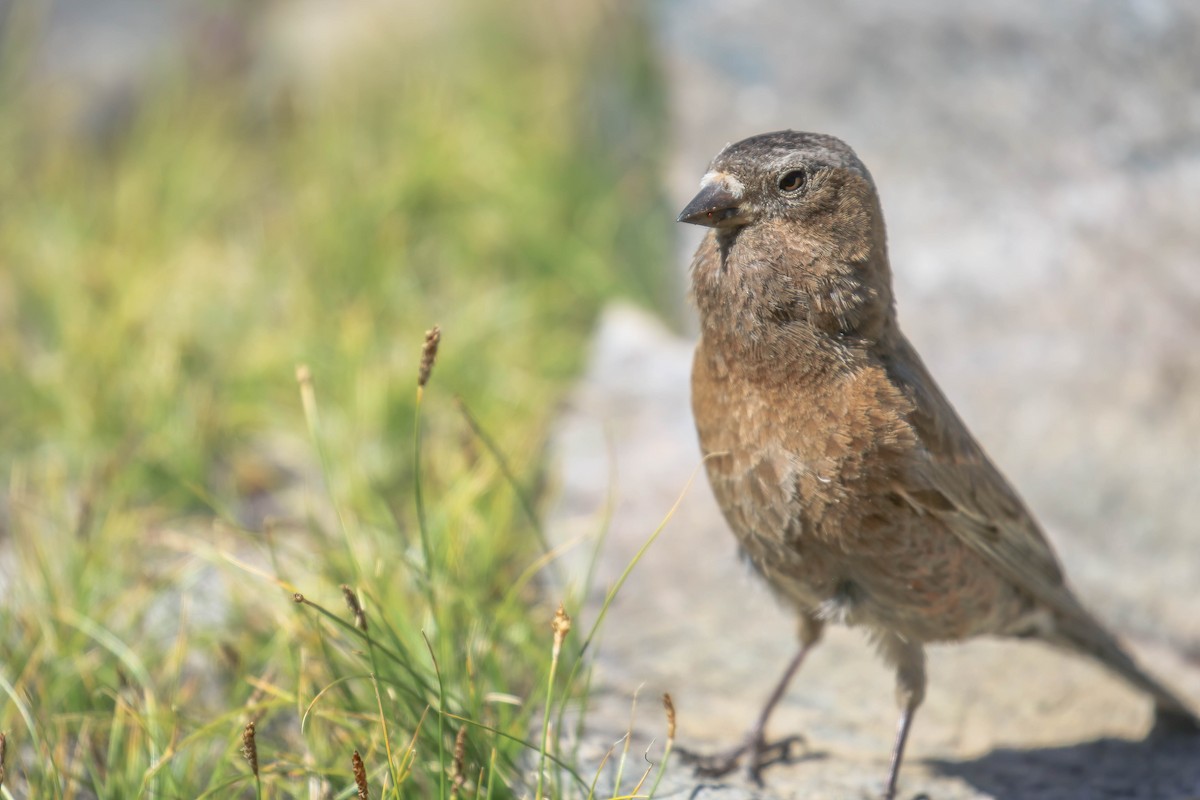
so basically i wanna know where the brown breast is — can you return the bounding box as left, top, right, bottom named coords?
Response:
left=691, top=338, right=1032, bottom=642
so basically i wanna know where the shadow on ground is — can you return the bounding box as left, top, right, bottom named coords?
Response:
left=931, top=733, right=1200, bottom=800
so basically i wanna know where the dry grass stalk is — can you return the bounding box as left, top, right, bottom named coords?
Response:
left=536, top=603, right=573, bottom=800
left=662, top=693, right=676, bottom=742
left=295, top=364, right=318, bottom=426
left=0, top=731, right=7, bottom=790
left=449, top=725, right=468, bottom=798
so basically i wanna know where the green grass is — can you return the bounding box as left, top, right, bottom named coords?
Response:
left=0, top=3, right=673, bottom=797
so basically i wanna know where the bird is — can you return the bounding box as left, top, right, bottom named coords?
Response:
left=677, top=130, right=1199, bottom=799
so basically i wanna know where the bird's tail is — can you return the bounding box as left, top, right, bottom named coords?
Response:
left=1049, top=609, right=1199, bottom=734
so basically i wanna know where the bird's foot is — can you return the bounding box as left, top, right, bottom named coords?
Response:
left=1151, top=704, right=1200, bottom=737
left=677, top=733, right=805, bottom=784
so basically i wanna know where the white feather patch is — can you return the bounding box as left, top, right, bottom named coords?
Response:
left=700, top=170, right=745, bottom=197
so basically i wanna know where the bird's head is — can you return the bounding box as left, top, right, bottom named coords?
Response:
left=681, top=131, right=895, bottom=346
left=678, top=131, right=883, bottom=258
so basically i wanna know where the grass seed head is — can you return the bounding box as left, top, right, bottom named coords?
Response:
left=352, top=750, right=369, bottom=799
left=662, top=693, right=676, bottom=741
left=241, top=721, right=259, bottom=777
left=450, top=726, right=468, bottom=797
left=418, top=325, right=442, bottom=388
left=341, top=584, right=368, bottom=632
left=551, top=603, right=571, bottom=650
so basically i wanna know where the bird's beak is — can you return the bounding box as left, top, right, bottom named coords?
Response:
left=677, top=179, right=745, bottom=228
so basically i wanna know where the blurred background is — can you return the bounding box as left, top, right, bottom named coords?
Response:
left=1, top=1, right=1198, bottom=798
left=0, top=0, right=672, bottom=796
left=0, top=0, right=670, bottom=514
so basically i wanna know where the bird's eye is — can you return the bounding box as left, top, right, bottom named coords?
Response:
left=778, top=169, right=807, bottom=193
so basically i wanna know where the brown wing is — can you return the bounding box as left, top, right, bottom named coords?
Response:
left=875, top=329, right=1100, bottom=625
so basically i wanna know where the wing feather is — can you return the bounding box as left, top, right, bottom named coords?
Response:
left=876, top=331, right=1098, bottom=625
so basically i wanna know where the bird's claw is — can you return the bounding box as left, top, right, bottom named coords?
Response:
left=677, top=733, right=806, bottom=784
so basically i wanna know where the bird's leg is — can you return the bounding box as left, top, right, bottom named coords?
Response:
left=681, top=615, right=823, bottom=784
left=879, top=636, right=926, bottom=800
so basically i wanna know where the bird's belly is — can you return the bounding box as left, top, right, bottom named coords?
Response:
left=714, top=468, right=1027, bottom=641
left=693, top=357, right=1026, bottom=642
